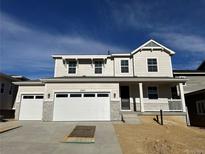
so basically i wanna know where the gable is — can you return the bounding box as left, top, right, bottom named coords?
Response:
left=131, top=39, right=175, bottom=55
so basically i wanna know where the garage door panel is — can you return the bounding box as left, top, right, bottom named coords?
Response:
left=53, top=92, right=110, bottom=121
left=19, top=95, right=43, bottom=120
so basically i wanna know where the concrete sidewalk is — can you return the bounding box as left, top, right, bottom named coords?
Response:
left=0, top=121, right=122, bottom=154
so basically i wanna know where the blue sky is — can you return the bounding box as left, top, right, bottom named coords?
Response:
left=1, top=0, right=205, bottom=79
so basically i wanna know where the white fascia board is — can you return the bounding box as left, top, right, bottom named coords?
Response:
left=111, top=53, right=131, bottom=57
left=12, top=81, right=44, bottom=86
left=131, top=39, right=175, bottom=55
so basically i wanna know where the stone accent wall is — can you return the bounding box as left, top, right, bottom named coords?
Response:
left=144, top=103, right=169, bottom=111
left=15, top=101, right=20, bottom=120
left=42, top=101, right=54, bottom=121
left=110, top=100, right=121, bottom=120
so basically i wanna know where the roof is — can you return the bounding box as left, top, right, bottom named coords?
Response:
left=0, top=72, right=29, bottom=82
left=185, top=89, right=205, bottom=96
left=131, top=39, right=175, bottom=55
left=13, top=80, right=44, bottom=86
left=52, top=55, right=109, bottom=59
left=52, top=39, right=175, bottom=59
left=197, top=60, right=205, bottom=71
left=173, top=70, right=205, bottom=75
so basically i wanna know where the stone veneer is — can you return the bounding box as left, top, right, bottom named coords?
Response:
left=42, top=101, right=54, bottom=121
left=110, top=100, right=121, bottom=120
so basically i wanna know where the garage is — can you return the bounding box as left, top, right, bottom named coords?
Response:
left=19, top=94, right=43, bottom=120
left=53, top=92, right=110, bottom=121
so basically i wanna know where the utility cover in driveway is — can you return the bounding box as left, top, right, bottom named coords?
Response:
left=53, top=92, right=110, bottom=121
left=62, top=125, right=96, bottom=143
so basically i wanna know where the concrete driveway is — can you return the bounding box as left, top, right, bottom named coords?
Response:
left=0, top=121, right=122, bottom=154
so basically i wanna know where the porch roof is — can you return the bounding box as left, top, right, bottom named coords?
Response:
left=40, top=76, right=188, bottom=83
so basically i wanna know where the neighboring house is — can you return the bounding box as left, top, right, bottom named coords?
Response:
left=174, top=61, right=205, bottom=127
left=13, top=39, right=188, bottom=122
left=0, top=73, right=29, bottom=118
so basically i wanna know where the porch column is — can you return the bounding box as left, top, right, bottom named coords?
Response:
left=179, top=83, right=186, bottom=112
left=139, top=82, right=144, bottom=112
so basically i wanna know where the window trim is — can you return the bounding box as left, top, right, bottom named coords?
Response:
left=147, top=58, right=158, bottom=72
left=83, top=93, right=96, bottom=97
left=94, top=61, right=103, bottom=74
left=120, top=60, right=129, bottom=73
left=97, top=93, right=109, bottom=97
left=147, top=86, right=159, bottom=100
left=68, top=61, right=77, bottom=74
left=70, top=93, right=82, bottom=98
left=56, top=94, right=68, bottom=98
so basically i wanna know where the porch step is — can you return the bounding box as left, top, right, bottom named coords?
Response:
left=121, top=112, right=141, bottom=124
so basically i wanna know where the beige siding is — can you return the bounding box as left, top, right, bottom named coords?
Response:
left=45, top=83, right=120, bottom=101
left=143, top=83, right=172, bottom=103
left=133, top=50, right=173, bottom=77
left=54, top=58, right=114, bottom=77
left=114, top=57, right=133, bottom=76
left=54, top=59, right=67, bottom=77
left=182, top=76, right=205, bottom=94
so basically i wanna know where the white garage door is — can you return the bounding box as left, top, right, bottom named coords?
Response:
left=19, top=95, right=43, bottom=120
left=53, top=92, right=110, bottom=121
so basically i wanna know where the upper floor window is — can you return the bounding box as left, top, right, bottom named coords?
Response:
left=148, top=86, right=158, bottom=99
left=147, top=58, right=158, bottom=72
left=121, top=60, right=129, bottom=73
left=68, top=61, right=77, bottom=74
left=1, top=83, right=4, bottom=93
left=94, top=61, right=102, bottom=74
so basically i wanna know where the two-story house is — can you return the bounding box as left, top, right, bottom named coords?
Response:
left=13, top=39, right=188, bottom=122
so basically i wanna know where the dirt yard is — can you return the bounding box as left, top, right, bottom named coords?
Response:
left=114, top=116, right=205, bottom=154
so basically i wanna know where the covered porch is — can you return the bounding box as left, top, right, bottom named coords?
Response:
left=119, top=79, right=187, bottom=113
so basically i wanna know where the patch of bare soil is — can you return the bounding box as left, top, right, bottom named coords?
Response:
left=114, top=116, right=205, bottom=154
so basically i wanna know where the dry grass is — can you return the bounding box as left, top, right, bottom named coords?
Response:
left=114, top=116, right=205, bottom=154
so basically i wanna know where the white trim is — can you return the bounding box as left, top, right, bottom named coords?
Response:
left=179, top=83, right=186, bottom=112
left=146, top=57, right=159, bottom=73
left=67, top=60, right=77, bottom=75
left=131, top=39, right=175, bottom=55
left=147, top=85, right=159, bottom=100
left=120, top=59, right=129, bottom=74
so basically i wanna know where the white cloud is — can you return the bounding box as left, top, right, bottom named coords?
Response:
left=152, top=32, right=205, bottom=53
left=0, top=13, right=126, bottom=79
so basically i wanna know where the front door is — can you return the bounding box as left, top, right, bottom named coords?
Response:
left=120, top=86, right=130, bottom=110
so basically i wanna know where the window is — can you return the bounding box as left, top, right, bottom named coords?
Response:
left=147, top=58, right=158, bottom=72
left=68, top=61, right=77, bottom=74
left=94, top=61, right=102, bottom=74
left=97, top=93, right=109, bottom=97
left=121, top=60, right=129, bottom=73
left=196, top=101, right=205, bottom=115
left=56, top=94, right=68, bottom=98
left=148, top=87, right=158, bottom=99
left=70, top=93, right=82, bottom=97
left=9, top=84, right=12, bottom=95
left=35, top=95, right=44, bottom=99
left=1, top=83, right=4, bottom=93
left=23, top=95, right=34, bottom=99
left=84, top=93, right=95, bottom=97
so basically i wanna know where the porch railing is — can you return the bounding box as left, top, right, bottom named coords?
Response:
left=168, top=99, right=182, bottom=111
